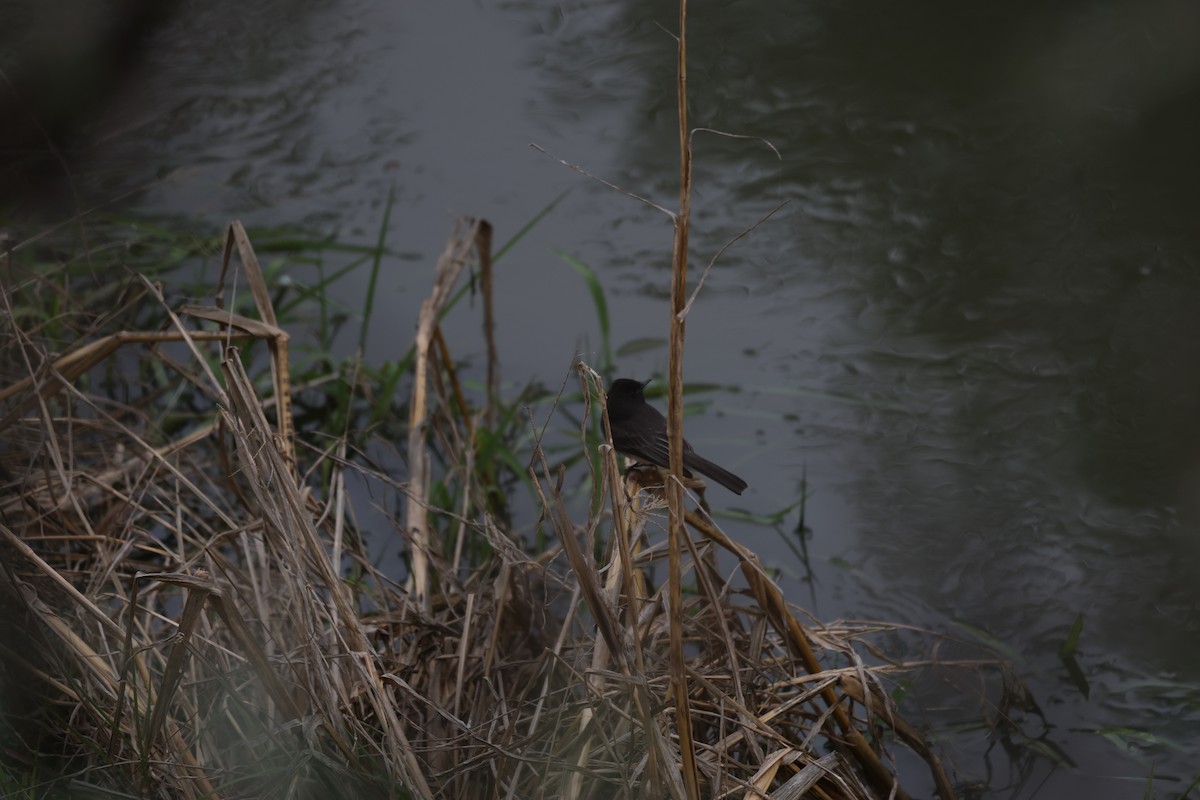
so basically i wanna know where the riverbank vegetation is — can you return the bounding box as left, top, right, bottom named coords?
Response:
left=0, top=215, right=1022, bottom=799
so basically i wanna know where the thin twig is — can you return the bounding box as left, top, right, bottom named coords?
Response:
left=530, top=143, right=677, bottom=220
left=678, top=200, right=790, bottom=321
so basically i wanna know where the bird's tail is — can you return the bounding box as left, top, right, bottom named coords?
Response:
left=685, top=453, right=748, bottom=495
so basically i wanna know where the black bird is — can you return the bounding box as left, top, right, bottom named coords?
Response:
left=605, top=378, right=748, bottom=495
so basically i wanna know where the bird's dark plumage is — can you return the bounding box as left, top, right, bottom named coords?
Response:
left=605, top=378, right=748, bottom=495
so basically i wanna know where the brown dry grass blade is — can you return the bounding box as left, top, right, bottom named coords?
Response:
left=219, top=345, right=434, bottom=799
left=143, top=571, right=214, bottom=748
left=685, top=508, right=952, bottom=800
left=218, top=221, right=295, bottom=469
left=0, top=334, right=120, bottom=429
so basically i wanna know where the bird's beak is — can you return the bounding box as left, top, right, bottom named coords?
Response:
left=641, top=379, right=652, bottom=389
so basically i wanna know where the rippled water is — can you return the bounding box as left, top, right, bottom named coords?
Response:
left=13, top=0, right=1200, bottom=795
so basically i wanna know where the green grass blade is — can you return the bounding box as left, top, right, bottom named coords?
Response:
left=553, top=249, right=611, bottom=372
left=359, top=184, right=396, bottom=354
left=494, top=189, right=569, bottom=262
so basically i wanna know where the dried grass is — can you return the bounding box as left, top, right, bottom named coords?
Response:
left=0, top=221, right=971, bottom=799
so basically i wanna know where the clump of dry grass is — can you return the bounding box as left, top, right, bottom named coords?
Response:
left=0, top=221, right=981, bottom=799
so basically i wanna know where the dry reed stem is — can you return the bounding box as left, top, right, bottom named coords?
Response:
left=667, top=4, right=702, bottom=798
left=406, top=219, right=480, bottom=609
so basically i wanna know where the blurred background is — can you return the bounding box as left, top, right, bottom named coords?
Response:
left=4, top=1, right=1200, bottom=796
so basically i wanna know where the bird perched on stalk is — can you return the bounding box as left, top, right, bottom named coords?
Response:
left=605, top=378, right=747, bottom=495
